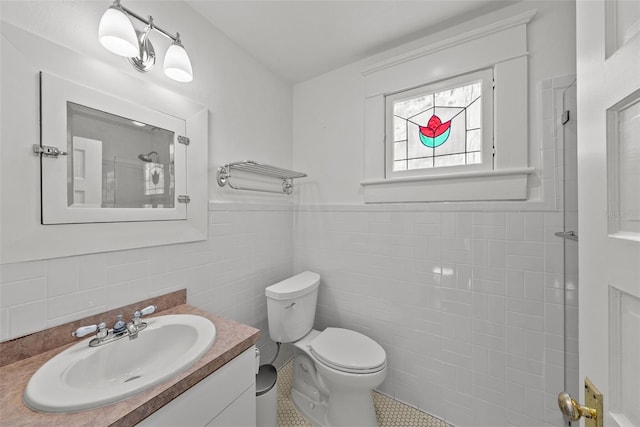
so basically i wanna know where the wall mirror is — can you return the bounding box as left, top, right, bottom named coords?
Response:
left=39, top=72, right=188, bottom=224
left=67, top=102, right=175, bottom=209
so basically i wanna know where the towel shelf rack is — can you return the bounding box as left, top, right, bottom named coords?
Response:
left=216, top=160, right=307, bottom=195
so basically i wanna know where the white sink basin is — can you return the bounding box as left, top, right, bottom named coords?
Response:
left=24, top=314, right=216, bottom=413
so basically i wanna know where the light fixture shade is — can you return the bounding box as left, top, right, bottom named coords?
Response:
left=98, top=6, right=139, bottom=57
left=163, top=41, right=193, bottom=82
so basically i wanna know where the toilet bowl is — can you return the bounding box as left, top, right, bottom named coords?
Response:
left=265, top=272, right=387, bottom=427
left=293, top=328, right=387, bottom=426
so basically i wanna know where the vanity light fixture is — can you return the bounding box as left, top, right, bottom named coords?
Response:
left=98, top=0, right=193, bottom=82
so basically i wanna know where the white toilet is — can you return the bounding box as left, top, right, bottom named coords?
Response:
left=265, top=271, right=387, bottom=427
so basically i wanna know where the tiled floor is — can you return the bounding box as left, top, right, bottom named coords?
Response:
left=277, top=361, right=450, bottom=427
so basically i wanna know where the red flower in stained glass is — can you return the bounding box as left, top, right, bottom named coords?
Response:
left=418, top=115, right=452, bottom=148
left=419, top=115, right=451, bottom=138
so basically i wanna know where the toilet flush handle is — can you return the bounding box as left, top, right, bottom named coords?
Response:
left=285, top=302, right=296, bottom=309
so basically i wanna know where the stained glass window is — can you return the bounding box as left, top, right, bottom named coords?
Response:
left=389, top=75, right=488, bottom=173
left=144, top=163, right=165, bottom=195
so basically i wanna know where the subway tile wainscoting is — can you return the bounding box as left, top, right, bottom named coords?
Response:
left=0, top=204, right=294, bottom=366
left=294, top=207, right=571, bottom=426
left=0, top=200, right=575, bottom=427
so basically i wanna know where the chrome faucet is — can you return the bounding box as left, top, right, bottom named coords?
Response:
left=71, top=305, right=157, bottom=347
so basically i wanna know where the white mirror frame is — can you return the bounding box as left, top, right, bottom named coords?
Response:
left=40, top=72, right=188, bottom=224
left=0, top=23, right=208, bottom=264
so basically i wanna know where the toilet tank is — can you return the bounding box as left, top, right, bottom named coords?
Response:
left=265, top=271, right=320, bottom=343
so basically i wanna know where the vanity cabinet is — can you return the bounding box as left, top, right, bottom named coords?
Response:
left=137, top=347, right=256, bottom=427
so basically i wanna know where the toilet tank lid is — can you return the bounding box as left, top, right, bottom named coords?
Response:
left=265, top=271, right=320, bottom=300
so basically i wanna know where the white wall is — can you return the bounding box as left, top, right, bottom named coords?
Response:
left=0, top=0, right=294, bottom=201
left=292, top=1, right=577, bottom=426
left=0, top=1, right=294, bottom=361
left=293, top=1, right=576, bottom=206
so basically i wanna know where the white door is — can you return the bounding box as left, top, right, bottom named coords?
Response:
left=71, top=137, right=102, bottom=207
left=574, top=1, right=640, bottom=426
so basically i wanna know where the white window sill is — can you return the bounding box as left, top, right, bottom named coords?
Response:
left=360, top=167, right=534, bottom=203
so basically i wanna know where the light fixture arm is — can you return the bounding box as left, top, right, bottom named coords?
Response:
left=113, top=0, right=179, bottom=43
left=137, top=17, right=153, bottom=57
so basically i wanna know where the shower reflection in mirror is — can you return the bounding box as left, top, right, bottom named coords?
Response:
left=66, top=102, right=175, bottom=209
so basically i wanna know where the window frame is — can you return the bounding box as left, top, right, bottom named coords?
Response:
left=360, top=9, right=537, bottom=203
left=385, top=68, right=494, bottom=178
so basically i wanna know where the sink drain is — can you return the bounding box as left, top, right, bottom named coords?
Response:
left=124, top=375, right=141, bottom=383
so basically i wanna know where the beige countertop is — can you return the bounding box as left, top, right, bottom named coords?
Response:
left=0, top=302, right=260, bottom=427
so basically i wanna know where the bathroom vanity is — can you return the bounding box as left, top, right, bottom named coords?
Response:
left=137, top=347, right=256, bottom=427
left=0, top=290, right=259, bottom=426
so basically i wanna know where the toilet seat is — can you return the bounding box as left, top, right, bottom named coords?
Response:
left=308, top=328, right=386, bottom=374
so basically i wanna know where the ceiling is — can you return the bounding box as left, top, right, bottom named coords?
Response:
left=187, top=0, right=520, bottom=84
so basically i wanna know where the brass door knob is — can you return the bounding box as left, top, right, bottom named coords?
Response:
left=557, top=392, right=598, bottom=423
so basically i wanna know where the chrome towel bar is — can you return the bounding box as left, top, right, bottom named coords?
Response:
left=216, top=160, right=307, bottom=195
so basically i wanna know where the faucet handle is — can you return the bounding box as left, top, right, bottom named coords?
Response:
left=133, top=305, right=156, bottom=326
left=72, top=322, right=108, bottom=338
left=138, top=305, right=156, bottom=317
left=72, top=324, right=98, bottom=338
left=96, top=322, right=108, bottom=339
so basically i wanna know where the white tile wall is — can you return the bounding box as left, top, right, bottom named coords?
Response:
left=291, top=77, right=579, bottom=427
left=293, top=206, right=568, bottom=426
left=0, top=204, right=294, bottom=365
